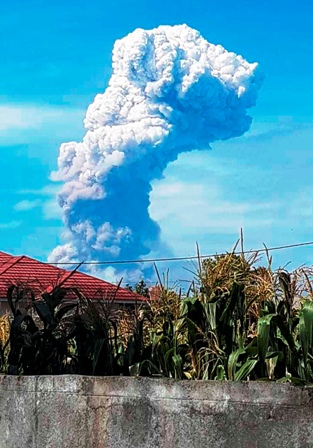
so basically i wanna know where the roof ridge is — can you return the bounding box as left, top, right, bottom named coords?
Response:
left=0, top=250, right=14, bottom=257
left=0, top=255, right=25, bottom=276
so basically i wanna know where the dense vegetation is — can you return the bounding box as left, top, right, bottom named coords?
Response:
left=1, top=247, right=313, bottom=384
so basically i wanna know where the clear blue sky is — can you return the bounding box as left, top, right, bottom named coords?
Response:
left=1, top=0, right=313, bottom=280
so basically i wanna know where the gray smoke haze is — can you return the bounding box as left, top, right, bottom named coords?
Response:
left=49, top=24, right=264, bottom=280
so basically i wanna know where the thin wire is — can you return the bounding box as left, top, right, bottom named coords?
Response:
left=121, top=279, right=191, bottom=285
left=12, top=240, right=313, bottom=266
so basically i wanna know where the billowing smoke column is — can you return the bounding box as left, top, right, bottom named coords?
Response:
left=50, top=24, right=263, bottom=278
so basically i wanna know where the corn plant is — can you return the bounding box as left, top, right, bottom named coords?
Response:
left=2, top=245, right=313, bottom=384
left=6, top=284, right=78, bottom=374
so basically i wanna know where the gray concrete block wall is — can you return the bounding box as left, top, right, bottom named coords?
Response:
left=1, top=375, right=313, bottom=448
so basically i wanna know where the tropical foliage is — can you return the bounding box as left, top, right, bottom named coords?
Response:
left=1, top=245, right=313, bottom=384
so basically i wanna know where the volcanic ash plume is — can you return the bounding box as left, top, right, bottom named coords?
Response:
left=49, top=24, right=264, bottom=277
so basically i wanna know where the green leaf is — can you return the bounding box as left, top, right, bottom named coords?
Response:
left=204, top=302, right=217, bottom=332
left=299, top=300, right=313, bottom=365
left=257, top=312, right=296, bottom=379
left=136, top=359, right=160, bottom=376
left=234, top=359, right=258, bottom=381
left=215, top=364, right=226, bottom=380
left=172, top=354, right=184, bottom=379
left=274, top=315, right=295, bottom=351
left=257, top=314, right=276, bottom=362
left=227, top=348, right=246, bottom=380
left=265, top=351, right=282, bottom=359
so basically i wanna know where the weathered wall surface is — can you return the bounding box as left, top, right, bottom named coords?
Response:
left=1, top=375, right=313, bottom=448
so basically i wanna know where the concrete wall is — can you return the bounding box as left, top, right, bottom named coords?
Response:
left=1, top=375, right=313, bottom=448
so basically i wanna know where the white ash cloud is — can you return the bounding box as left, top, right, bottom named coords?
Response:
left=49, top=24, right=264, bottom=276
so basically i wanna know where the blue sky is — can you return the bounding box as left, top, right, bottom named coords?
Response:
left=1, top=0, right=313, bottom=281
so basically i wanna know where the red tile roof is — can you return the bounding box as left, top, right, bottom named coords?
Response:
left=0, top=251, right=145, bottom=303
left=0, top=251, right=13, bottom=265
